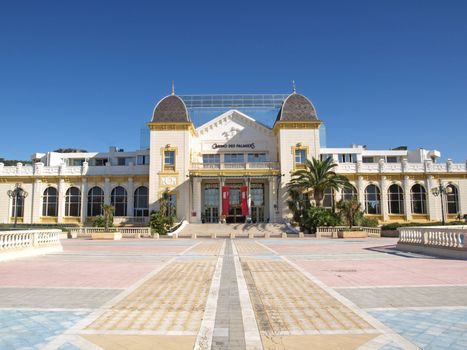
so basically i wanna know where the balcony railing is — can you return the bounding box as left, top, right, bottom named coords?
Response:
left=190, top=162, right=280, bottom=170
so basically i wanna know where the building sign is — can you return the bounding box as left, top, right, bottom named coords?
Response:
left=212, top=142, right=255, bottom=149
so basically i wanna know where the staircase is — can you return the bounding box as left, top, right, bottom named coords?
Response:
left=179, top=223, right=292, bottom=238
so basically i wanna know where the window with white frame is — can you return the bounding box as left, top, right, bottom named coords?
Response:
left=247, top=153, right=267, bottom=162
left=87, top=187, right=104, bottom=216
left=388, top=184, right=404, bottom=214
left=65, top=187, right=81, bottom=217
left=410, top=184, right=427, bottom=214
left=111, top=186, right=127, bottom=216
left=446, top=185, right=459, bottom=214
left=42, top=187, right=58, bottom=217
left=365, top=184, right=381, bottom=214
left=134, top=186, right=149, bottom=216
left=203, top=154, right=220, bottom=164
left=294, top=149, right=306, bottom=165
left=224, top=153, right=244, bottom=163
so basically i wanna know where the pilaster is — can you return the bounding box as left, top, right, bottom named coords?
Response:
left=380, top=176, right=389, bottom=221
left=403, top=176, right=412, bottom=221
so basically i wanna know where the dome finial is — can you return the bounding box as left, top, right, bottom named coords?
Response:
left=292, top=80, right=296, bottom=93
left=171, top=80, right=175, bottom=95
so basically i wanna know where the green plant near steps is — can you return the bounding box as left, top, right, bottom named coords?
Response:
left=286, top=187, right=310, bottom=225
left=301, top=206, right=341, bottom=233
left=288, top=157, right=351, bottom=207
left=149, top=190, right=176, bottom=235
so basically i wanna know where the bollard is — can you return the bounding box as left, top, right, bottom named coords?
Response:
left=172, top=233, right=178, bottom=239
left=154, top=233, right=160, bottom=239
left=230, top=232, right=235, bottom=239
left=192, top=232, right=197, bottom=239
left=299, top=231, right=304, bottom=238
left=265, top=232, right=270, bottom=239
left=248, top=232, right=254, bottom=239
left=282, top=232, right=287, bottom=239
left=211, top=232, right=216, bottom=239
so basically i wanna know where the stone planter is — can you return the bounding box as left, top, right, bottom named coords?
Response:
left=337, top=230, right=367, bottom=239
left=91, top=231, right=122, bottom=240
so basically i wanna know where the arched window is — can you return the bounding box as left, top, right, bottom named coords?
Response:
left=446, top=185, right=459, bottom=214
left=65, top=187, right=81, bottom=217
left=388, top=184, right=404, bottom=214
left=365, top=184, right=381, bottom=214
left=111, top=186, right=127, bottom=216
left=342, top=185, right=357, bottom=201
left=87, top=187, right=104, bottom=217
left=411, top=184, right=427, bottom=214
left=42, top=187, right=58, bottom=216
left=323, top=188, right=334, bottom=209
left=11, top=188, right=25, bottom=218
left=134, top=186, right=149, bottom=217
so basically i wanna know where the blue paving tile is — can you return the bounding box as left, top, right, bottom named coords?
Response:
left=0, top=310, right=89, bottom=350
left=369, top=309, right=467, bottom=349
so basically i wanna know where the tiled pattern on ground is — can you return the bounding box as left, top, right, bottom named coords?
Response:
left=369, top=308, right=467, bottom=350
left=241, top=255, right=372, bottom=335
left=0, top=310, right=88, bottom=349
left=338, top=286, right=467, bottom=309
left=187, top=240, right=223, bottom=255
left=0, top=287, right=121, bottom=309
left=234, top=240, right=272, bottom=255
left=88, top=259, right=216, bottom=332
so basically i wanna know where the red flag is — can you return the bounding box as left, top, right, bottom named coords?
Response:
left=222, top=186, right=230, bottom=216
left=240, top=186, right=248, bottom=216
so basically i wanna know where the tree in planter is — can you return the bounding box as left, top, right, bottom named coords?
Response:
left=92, top=204, right=115, bottom=229
left=288, top=157, right=351, bottom=207
left=286, top=188, right=309, bottom=225
left=336, top=199, right=361, bottom=229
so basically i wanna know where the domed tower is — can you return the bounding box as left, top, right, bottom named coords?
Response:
left=273, top=89, right=322, bottom=217
left=148, top=87, right=195, bottom=217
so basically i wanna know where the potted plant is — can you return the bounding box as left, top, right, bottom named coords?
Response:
left=91, top=204, right=122, bottom=240
left=336, top=199, right=367, bottom=238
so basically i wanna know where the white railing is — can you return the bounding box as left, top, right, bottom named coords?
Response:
left=68, top=227, right=151, bottom=238
left=0, top=229, right=61, bottom=251
left=190, top=162, right=280, bottom=170
left=398, top=227, right=466, bottom=249
left=113, top=216, right=149, bottom=225
left=316, top=226, right=381, bottom=238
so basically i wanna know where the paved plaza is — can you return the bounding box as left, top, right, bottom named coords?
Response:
left=0, top=237, right=467, bottom=349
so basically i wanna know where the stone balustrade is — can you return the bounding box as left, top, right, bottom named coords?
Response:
left=316, top=226, right=381, bottom=238
left=68, top=227, right=152, bottom=238
left=0, top=229, right=62, bottom=261
left=397, top=226, right=467, bottom=259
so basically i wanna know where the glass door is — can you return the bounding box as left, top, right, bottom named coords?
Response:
left=251, top=184, right=265, bottom=223
left=227, top=185, right=245, bottom=223
left=203, top=184, right=219, bottom=223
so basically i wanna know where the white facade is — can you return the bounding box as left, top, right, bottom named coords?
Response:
left=1, top=92, right=466, bottom=226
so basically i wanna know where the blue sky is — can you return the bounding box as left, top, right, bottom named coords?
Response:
left=0, top=0, right=466, bottom=161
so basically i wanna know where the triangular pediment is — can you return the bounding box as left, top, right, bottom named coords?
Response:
left=197, top=110, right=272, bottom=140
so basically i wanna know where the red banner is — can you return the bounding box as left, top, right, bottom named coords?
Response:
left=240, top=186, right=248, bottom=216
left=222, top=186, right=230, bottom=216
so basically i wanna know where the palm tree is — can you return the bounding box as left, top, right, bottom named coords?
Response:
left=288, top=157, right=350, bottom=207
left=102, top=204, right=114, bottom=231
left=337, top=199, right=361, bottom=229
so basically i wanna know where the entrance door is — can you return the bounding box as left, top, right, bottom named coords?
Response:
left=251, top=184, right=265, bottom=223
left=203, top=184, right=219, bottom=223
left=227, top=185, right=245, bottom=223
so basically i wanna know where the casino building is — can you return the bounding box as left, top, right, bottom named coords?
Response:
left=0, top=88, right=466, bottom=225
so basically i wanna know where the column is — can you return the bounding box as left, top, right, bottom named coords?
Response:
left=31, top=179, right=42, bottom=223
left=357, top=176, right=365, bottom=211
left=57, top=179, right=65, bottom=223
left=380, top=176, right=389, bottom=221
left=192, top=178, right=202, bottom=223
left=403, top=176, right=412, bottom=221
left=268, top=177, right=276, bottom=223
left=426, top=175, right=437, bottom=221
left=104, top=178, right=111, bottom=205
left=127, top=178, right=134, bottom=217
left=219, top=177, right=224, bottom=223
left=247, top=178, right=251, bottom=219
left=80, top=179, right=88, bottom=224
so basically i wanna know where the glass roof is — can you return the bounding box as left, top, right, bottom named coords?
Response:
left=179, top=94, right=289, bottom=108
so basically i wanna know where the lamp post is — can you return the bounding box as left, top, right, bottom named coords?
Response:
left=7, top=183, right=28, bottom=228
left=431, top=182, right=452, bottom=225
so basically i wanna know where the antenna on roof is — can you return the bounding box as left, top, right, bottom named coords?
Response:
left=171, top=80, right=175, bottom=95
left=292, top=80, right=296, bottom=94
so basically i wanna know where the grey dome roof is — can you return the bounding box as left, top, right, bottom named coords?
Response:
left=151, top=95, right=190, bottom=123
left=275, top=93, right=318, bottom=122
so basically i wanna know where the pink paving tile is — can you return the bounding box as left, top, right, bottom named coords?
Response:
left=265, top=242, right=397, bottom=254
left=296, top=258, right=467, bottom=287
left=63, top=245, right=186, bottom=254
left=0, top=260, right=162, bottom=288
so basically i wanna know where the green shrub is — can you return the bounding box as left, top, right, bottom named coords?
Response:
left=301, top=206, right=341, bottom=233
left=360, top=217, right=379, bottom=227
left=150, top=212, right=176, bottom=235
left=92, top=215, right=106, bottom=228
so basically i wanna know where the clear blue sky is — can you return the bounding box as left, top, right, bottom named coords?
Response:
left=1, top=0, right=466, bottom=161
